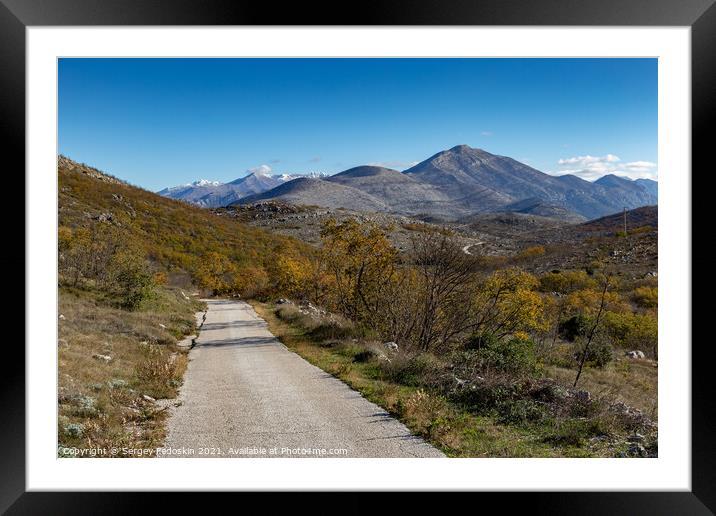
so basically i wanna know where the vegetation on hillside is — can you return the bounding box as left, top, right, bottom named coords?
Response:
left=57, top=158, right=314, bottom=456
left=58, top=157, right=657, bottom=458
left=255, top=217, right=658, bottom=457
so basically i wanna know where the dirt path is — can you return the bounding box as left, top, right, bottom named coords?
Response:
left=161, top=299, right=444, bottom=458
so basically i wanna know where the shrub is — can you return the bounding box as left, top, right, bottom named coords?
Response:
left=134, top=344, right=181, bottom=399
left=539, top=270, right=597, bottom=294
left=575, top=339, right=613, bottom=368
left=308, top=315, right=357, bottom=341
left=473, top=335, right=537, bottom=376
left=112, top=252, right=156, bottom=310
left=632, top=286, right=658, bottom=309
left=603, top=311, right=658, bottom=355
left=559, top=314, right=591, bottom=342
left=517, top=245, right=546, bottom=260
left=498, top=398, right=548, bottom=425
left=379, top=353, right=443, bottom=387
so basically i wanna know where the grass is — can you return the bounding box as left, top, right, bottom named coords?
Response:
left=251, top=301, right=609, bottom=458
left=545, top=359, right=658, bottom=419
left=57, top=285, right=205, bottom=457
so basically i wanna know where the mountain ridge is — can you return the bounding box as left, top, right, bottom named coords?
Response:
left=157, top=145, right=658, bottom=220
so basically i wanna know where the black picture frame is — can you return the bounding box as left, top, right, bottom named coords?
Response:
left=2, top=0, right=711, bottom=513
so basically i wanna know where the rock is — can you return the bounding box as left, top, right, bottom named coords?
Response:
left=572, top=390, right=592, bottom=403
left=159, top=323, right=167, bottom=329
left=276, top=298, right=292, bottom=305
left=142, top=394, right=156, bottom=403
left=58, top=338, right=69, bottom=347
left=453, top=376, right=469, bottom=388
left=625, top=350, right=645, bottom=359
left=384, top=341, right=399, bottom=352
left=92, top=353, right=112, bottom=362
left=59, top=314, right=66, bottom=320
left=627, top=433, right=645, bottom=443
left=94, top=212, right=113, bottom=222
left=627, top=443, right=647, bottom=458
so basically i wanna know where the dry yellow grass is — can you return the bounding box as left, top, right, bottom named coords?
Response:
left=251, top=301, right=595, bottom=458
left=58, top=286, right=204, bottom=457
left=546, top=358, right=658, bottom=419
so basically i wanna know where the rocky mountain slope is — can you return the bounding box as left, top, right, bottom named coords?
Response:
left=157, top=170, right=300, bottom=208
left=160, top=145, right=658, bottom=220
left=404, top=145, right=657, bottom=219
left=239, top=177, right=391, bottom=213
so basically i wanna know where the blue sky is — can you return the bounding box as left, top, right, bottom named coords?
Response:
left=58, top=58, right=657, bottom=191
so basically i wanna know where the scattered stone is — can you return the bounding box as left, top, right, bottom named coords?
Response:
left=159, top=323, right=167, bottom=329
left=625, top=350, right=645, bottom=359
left=276, top=298, right=292, bottom=305
left=571, top=390, right=592, bottom=403
left=453, top=376, right=469, bottom=388
left=59, top=314, right=65, bottom=320
left=94, top=212, right=114, bottom=222
left=627, top=433, right=645, bottom=443
left=384, top=341, right=399, bottom=352
left=142, top=394, right=156, bottom=403
left=627, top=442, right=648, bottom=458
left=92, top=353, right=112, bottom=362
left=107, top=379, right=128, bottom=389
left=58, top=338, right=69, bottom=347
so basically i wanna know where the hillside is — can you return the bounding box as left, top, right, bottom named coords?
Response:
left=325, top=165, right=455, bottom=215
left=59, top=156, right=310, bottom=281
left=237, top=177, right=391, bottom=213
left=58, top=156, right=316, bottom=457
left=579, top=205, right=658, bottom=234
left=404, top=145, right=657, bottom=219
left=229, top=145, right=657, bottom=220
left=157, top=172, right=293, bottom=208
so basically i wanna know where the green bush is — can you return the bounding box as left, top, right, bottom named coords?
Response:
left=559, top=314, right=592, bottom=342
left=467, top=335, right=537, bottom=376
left=603, top=311, right=657, bottom=355
left=497, top=398, right=548, bottom=425
left=308, top=317, right=357, bottom=341
left=379, top=353, right=443, bottom=387
left=112, top=252, right=155, bottom=310
left=575, top=339, right=613, bottom=368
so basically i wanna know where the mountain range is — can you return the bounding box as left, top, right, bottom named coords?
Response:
left=159, top=145, right=657, bottom=220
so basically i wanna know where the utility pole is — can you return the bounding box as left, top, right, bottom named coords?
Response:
left=623, top=207, right=627, bottom=236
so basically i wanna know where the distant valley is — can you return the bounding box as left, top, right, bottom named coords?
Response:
left=159, top=145, right=657, bottom=221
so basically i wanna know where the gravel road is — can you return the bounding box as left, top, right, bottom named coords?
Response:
left=161, top=299, right=444, bottom=458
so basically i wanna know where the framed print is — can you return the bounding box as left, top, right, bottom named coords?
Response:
left=3, top=0, right=713, bottom=512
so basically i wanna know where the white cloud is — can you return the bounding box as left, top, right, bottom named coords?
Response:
left=480, top=131, right=493, bottom=136
left=553, top=154, right=657, bottom=181
left=247, top=164, right=272, bottom=176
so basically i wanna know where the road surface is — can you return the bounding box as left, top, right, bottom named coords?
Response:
left=462, top=241, right=484, bottom=255
left=161, top=299, right=444, bottom=458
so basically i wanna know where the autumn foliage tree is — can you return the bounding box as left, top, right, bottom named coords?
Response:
left=193, top=251, right=239, bottom=295
left=319, top=218, right=399, bottom=326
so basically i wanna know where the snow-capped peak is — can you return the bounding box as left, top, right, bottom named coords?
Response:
left=304, top=171, right=330, bottom=178
left=192, top=179, right=222, bottom=187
